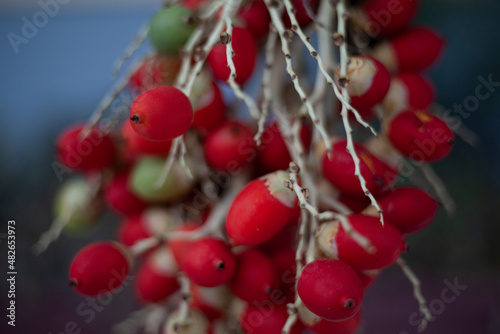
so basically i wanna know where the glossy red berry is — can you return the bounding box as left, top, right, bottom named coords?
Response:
left=230, top=249, right=280, bottom=303
left=226, top=171, right=299, bottom=246
left=372, top=26, right=445, bottom=73
left=169, top=223, right=201, bottom=265
left=69, top=241, right=132, bottom=296
left=377, top=186, right=439, bottom=234
left=297, top=259, right=363, bottom=321
left=135, top=248, right=179, bottom=303
left=239, top=2, right=270, bottom=40
left=207, top=27, right=257, bottom=84
left=322, top=139, right=396, bottom=196
left=181, top=237, right=236, bottom=287
left=104, top=170, right=148, bottom=216
left=129, top=85, right=193, bottom=141
left=317, top=214, right=403, bottom=271
left=56, top=124, right=116, bottom=171
left=121, top=121, right=172, bottom=157
left=337, top=56, right=391, bottom=108
left=240, top=305, right=304, bottom=334
left=203, top=121, right=254, bottom=171
left=387, top=109, right=455, bottom=162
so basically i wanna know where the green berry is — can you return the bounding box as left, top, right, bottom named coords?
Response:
left=149, top=6, right=196, bottom=54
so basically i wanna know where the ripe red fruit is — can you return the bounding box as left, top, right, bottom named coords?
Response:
left=387, top=109, right=455, bottom=162
left=181, top=237, right=236, bottom=287
left=308, top=311, right=361, bottom=334
left=239, top=2, right=270, bottom=40
left=121, top=121, right=172, bottom=157
left=377, top=186, right=439, bottom=234
left=117, top=214, right=150, bottom=247
left=382, top=72, right=435, bottom=116
left=69, top=241, right=132, bottom=296
left=230, top=249, right=280, bottom=303
left=353, top=0, right=418, bottom=37
left=297, top=259, right=363, bottom=321
left=191, top=79, right=226, bottom=134
left=322, top=139, right=396, bottom=196
left=207, top=27, right=257, bottom=84
left=337, top=56, right=391, bottom=108
left=317, top=214, right=403, bottom=271
left=203, top=121, right=254, bottom=171
left=135, top=248, right=179, bottom=303
left=56, top=124, right=116, bottom=171
left=337, top=192, right=371, bottom=213
left=129, top=85, right=193, bottom=141
left=169, top=223, right=201, bottom=265
left=257, top=122, right=312, bottom=173
left=105, top=170, right=148, bottom=216
left=240, top=305, right=304, bottom=334
left=372, top=27, right=445, bottom=73
left=226, top=171, right=299, bottom=246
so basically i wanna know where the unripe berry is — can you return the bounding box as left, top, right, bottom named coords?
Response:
left=372, top=27, right=445, bottom=73
left=121, top=121, right=172, bottom=157
left=230, top=249, right=280, bottom=303
left=226, top=171, right=299, bottom=246
left=181, top=237, right=236, bottom=287
left=317, top=214, right=403, bottom=270
left=104, top=169, right=147, bottom=216
left=387, top=109, right=455, bottom=162
left=203, top=121, right=254, bottom=172
left=382, top=72, right=435, bottom=116
left=207, top=27, right=257, bottom=84
left=240, top=304, right=304, bottom=334
left=298, top=303, right=361, bottom=334
left=322, top=139, right=396, bottom=196
left=377, top=186, right=439, bottom=234
left=336, top=56, right=391, bottom=108
left=351, top=0, right=418, bottom=37
left=190, top=75, right=226, bottom=134
left=129, top=86, right=193, bottom=142
left=149, top=6, right=196, bottom=55
left=163, top=309, right=212, bottom=334
left=135, top=247, right=179, bottom=303
left=69, top=241, right=132, bottom=296
left=297, top=259, right=363, bottom=321
left=56, top=124, right=116, bottom=171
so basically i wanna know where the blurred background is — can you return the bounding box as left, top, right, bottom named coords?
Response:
left=1, top=0, right=500, bottom=333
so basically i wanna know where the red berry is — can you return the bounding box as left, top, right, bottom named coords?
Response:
left=382, top=72, right=435, bottom=115
left=317, top=214, right=403, bottom=270
left=207, top=27, right=257, bottom=84
left=129, top=85, right=193, bottom=141
left=135, top=248, right=179, bottom=303
left=322, top=139, right=396, bottom=196
left=308, top=311, right=361, bottom=334
left=69, top=241, right=132, bottom=296
left=337, top=56, right=391, bottom=108
left=240, top=305, right=304, bottom=334
left=226, top=171, right=299, bottom=246
left=56, top=124, right=116, bottom=171
left=357, top=0, right=418, bottom=36
left=105, top=170, right=148, bottom=216
left=117, top=214, right=150, bottom=247
left=337, top=192, right=371, bottom=213
left=181, top=237, right=236, bottom=287
left=239, top=2, right=271, bottom=40
left=387, top=109, right=455, bottom=162
left=203, top=121, right=254, bottom=172
left=377, top=186, right=439, bottom=234
left=169, top=223, right=201, bottom=265
left=230, top=249, right=280, bottom=303
left=121, top=121, right=172, bottom=157
left=297, top=259, right=363, bottom=321
left=191, top=78, right=226, bottom=134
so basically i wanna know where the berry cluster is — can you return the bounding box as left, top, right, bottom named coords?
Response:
left=39, top=0, right=457, bottom=333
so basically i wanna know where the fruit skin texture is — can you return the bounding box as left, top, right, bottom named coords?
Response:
left=297, top=259, right=363, bottom=321
left=387, top=109, right=454, bottom=162
left=105, top=170, right=148, bottom=216
left=230, top=249, right=280, bottom=303
left=121, top=121, right=172, bottom=157
left=56, top=124, right=116, bottom=171
left=362, top=0, right=418, bottom=36
left=377, top=186, right=439, bottom=234
left=149, top=6, right=195, bottom=54
left=322, top=140, right=396, bottom=196
left=69, top=241, right=131, bottom=296
left=240, top=305, right=304, bottom=334
left=308, top=311, right=361, bottom=334
left=130, top=85, right=193, bottom=142
left=181, top=238, right=236, bottom=287
left=226, top=171, right=298, bottom=246
left=319, top=214, right=403, bottom=271
left=207, top=27, right=257, bottom=84
left=203, top=121, right=254, bottom=171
